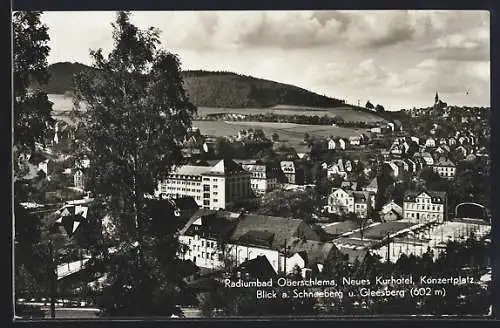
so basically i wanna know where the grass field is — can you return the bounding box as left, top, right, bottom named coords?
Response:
left=48, top=94, right=384, bottom=123
left=193, top=120, right=369, bottom=148
left=47, top=94, right=378, bottom=145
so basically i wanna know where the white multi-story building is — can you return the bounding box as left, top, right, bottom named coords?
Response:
left=235, top=160, right=279, bottom=196
left=432, top=158, right=456, bottom=179
left=280, top=160, right=303, bottom=184
left=156, top=159, right=252, bottom=210
left=403, top=190, right=447, bottom=223
left=327, top=188, right=372, bottom=217
left=177, top=209, right=241, bottom=268
left=177, top=211, right=335, bottom=275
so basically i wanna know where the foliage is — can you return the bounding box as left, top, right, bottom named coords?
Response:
left=257, top=190, right=319, bottom=223
left=71, top=11, right=196, bottom=316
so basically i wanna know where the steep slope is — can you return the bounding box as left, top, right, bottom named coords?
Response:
left=36, top=63, right=346, bottom=108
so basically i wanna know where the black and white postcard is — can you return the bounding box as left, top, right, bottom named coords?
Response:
left=12, top=10, right=492, bottom=319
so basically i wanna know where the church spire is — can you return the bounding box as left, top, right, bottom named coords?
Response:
left=435, top=92, right=439, bottom=104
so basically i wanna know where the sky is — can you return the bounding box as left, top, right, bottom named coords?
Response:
left=40, top=10, right=490, bottom=110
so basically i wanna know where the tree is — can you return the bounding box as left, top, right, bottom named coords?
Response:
left=72, top=11, right=196, bottom=316
left=271, top=132, right=280, bottom=142
left=375, top=104, right=385, bottom=113
left=365, top=101, right=374, bottom=109
left=13, top=11, right=57, bottom=305
left=13, top=11, right=55, bottom=162
left=257, top=190, right=318, bottom=223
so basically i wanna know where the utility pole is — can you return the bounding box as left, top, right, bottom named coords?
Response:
left=48, top=239, right=56, bottom=319
left=386, top=233, right=390, bottom=263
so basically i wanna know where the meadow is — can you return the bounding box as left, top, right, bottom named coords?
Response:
left=48, top=94, right=372, bottom=146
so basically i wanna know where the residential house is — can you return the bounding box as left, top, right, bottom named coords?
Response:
left=327, top=138, right=336, bottom=150
left=226, top=214, right=321, bottom=273
left=235, top=160, right=279, bottom=196
left=432, top=157, right=456, bottom=179
left=236, top=256, right=277, bottom=281
left=379, top=201, right=403, bottom=222
left=327, top=188, right=354, bottom=215
left=327, top=188, right=372, bottom=217
left=177, top=209, right=240, bottom=268
left=403, top=190, right=447, bottom=223
left=448, top=137, right=457, bottom=146
left=418, top=152, right=434, bottom=166
left=73, top=169, right=85, bottom=189
left=338, top=139, right=346, bottom=150
left=425, top=137, right=436, bottom=148
left=156, top=159, right=252, bottom=210
left=439, top=138, right=447, bottom=145
left=280, top=160, right=304, bottom=185
left=352, top=191, right=371, bottom=218
left=28, top=152, right=55, bottom=176
left=348, top=136, right=361, bottom=146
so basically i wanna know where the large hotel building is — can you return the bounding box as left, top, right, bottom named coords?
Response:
left=402, top=190, right=447, bottom=223
left=155, top=159, right=252, bottom=210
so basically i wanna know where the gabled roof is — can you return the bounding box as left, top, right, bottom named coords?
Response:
left=288, top=239, right=338, bottom=267
left=434, top=157, right=455, bottom=167
left=204, top=159, right=248, bottom=176
left=404, top=190, right=447, bottom=202
left=237, top=230, right=275, bottom=248
left=178, top=209, right=239, bottom=237
left=230, top=214, right=319, bottom=250
left=28, top=152, right=51, bottom=165
left=237, top=256, right=277, bottom=280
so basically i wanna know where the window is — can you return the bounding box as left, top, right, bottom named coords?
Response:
left=203, top=184, right=210, bottom=192
left=201, top=241, right=204, bottom=247
left=213, top=199, right=218, bottom=203
left=203, top=200, right=210, bottom=206
left=213, top=192, right=218, bottom=196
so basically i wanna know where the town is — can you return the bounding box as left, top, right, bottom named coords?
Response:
left=14, top=10, right=491, bottom=319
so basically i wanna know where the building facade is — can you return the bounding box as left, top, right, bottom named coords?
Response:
left=156, top=159, right=252, bottom=210
left=403, top=191, right=447, bottom=223
left=327, top=188, right=372, bottom=217
left=432, top=158, right=456, bottom=179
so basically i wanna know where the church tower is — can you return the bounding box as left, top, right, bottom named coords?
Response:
left=434, top=92, right=439, bottom=105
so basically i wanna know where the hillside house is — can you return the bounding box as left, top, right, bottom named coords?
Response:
left=432, top=157, right=456, bottom=179
left=327, top=138, right=336, bottom=150
left=338, top=139, right=346, bottom=150
left=348, top=136, right=361, bottom=146
left=425, top=137, right=436, bottom=148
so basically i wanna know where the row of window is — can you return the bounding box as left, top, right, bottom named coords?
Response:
left=188, top=250, right=218, bottom=261
left=405, top=212, right=443, bottom=220
left=404, top=203, right=443, bottom=211
left=165, top=187, right=201, bottom=193
left=187, top=239, right=217, bottom=248
left=166, top=180, right=201, bottom=186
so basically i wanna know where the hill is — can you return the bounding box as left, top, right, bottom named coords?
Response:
left=36, top=62, right=347, bottom=109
